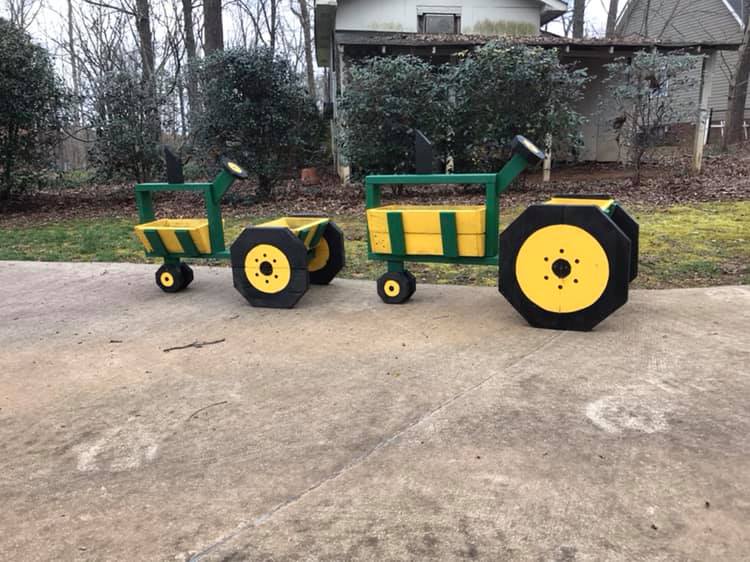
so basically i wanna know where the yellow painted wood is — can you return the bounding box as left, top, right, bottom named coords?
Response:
left=369, top=231, right=485, bottom=257
left=159, top=271, right=175, bottom=288
left=383, top=279, right=401, bottom=297
left=244, top=244, right=291, bottom=294
left=255, top=217, right=329, bottom=249
left=515, top=224, right=610, bottom=313
left=367, top=205, right=486, bottom=234
left=134, top=218, right=212, bottom=254
left=308, top=237, right=330, bottom=272
left=367, top=205, right=486, bottom=257
left=256, top=217, right=328, bottom=233
left=545, top=197, right=615, bottom=210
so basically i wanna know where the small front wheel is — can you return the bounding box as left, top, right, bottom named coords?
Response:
left=180, top=263, right=194, bottom=288
left=155, top=263, right=186, bottom=293
left=377, top=271, right=413, bottom=304
left=404, top=270, right=416, bottom=298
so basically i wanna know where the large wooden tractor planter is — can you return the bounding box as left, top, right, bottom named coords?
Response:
left=365, top=135, right=638, bottom=331
left=133, top=151, right=344, bottom=308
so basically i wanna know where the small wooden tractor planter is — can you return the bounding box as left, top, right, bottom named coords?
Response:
left=133, top=151, right=345, bottom=308
left=365, top=135, right=638, bottom=331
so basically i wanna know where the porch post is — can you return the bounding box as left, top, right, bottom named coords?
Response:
left=337, top=44, right=351, bottom=183
left=692, top=51, right=717, bottom=173
left=543, top=133, right=552, bottom=182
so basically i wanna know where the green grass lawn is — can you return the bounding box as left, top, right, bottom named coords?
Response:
left=1, top=201, right=748, bottom=288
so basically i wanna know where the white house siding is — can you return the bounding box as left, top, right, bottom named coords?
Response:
left=619, top=0, right=745, bottom=118
left=567, top=58, right=622, bottom=162
left=335, top=0, right=541, bottom=36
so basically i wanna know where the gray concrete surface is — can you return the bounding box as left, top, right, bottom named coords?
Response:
left=0, top=261, right=749, bottom=562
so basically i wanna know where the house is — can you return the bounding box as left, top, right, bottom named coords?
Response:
left=617, top=0, right=747, bottom=140
left=315, top=1, right=739, bottom=175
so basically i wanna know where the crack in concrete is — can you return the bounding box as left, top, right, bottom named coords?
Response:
left=188, top=331, right=564, bottom=561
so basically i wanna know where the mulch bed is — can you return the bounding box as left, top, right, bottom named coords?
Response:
left=2, top=150, right=748, bottom=225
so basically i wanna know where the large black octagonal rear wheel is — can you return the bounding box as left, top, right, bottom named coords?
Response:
left=499, top=204, right=632, bottom=331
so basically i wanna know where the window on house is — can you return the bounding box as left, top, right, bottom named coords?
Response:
left=418, top=13, right=461, bottom=34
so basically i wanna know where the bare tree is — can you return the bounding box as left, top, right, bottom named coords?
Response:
left=234, top=0, right=283, bottom=56
left=572, top=0, right=585, bottom=38
left=204, top=0, right=223, bottom=54
left=182, top=0, right=199, bottom=125
left=291, top=0, right=315, bottom=99
left=67, top=0, right=81, bottom=125
left=5, top=0, right=42, bottom=30
left=606, top=0, right=619, bottom=37
left=723, top=0, right=750, bottom=148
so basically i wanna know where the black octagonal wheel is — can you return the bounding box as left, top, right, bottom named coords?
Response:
left=499, top=204, right=631, bottom=331
left=308, top=222, right=346, bottom=285
left=230, top=227, right=309, bottom=308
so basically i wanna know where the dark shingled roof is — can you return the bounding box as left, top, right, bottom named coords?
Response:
left=335, top=30, right=741, bottom=52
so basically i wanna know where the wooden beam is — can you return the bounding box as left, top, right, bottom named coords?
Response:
left=693, top=52, right=717, bottom=173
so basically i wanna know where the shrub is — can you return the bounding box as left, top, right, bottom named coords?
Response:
left=0, top=18, right=65, bottom=201
left=197, top=48, right=324, bottom=200
left=338, top=44, right=588, bottom=176
left=87, top=65, right=163, bottom=182
left=449, top=41, right=588, bottom=171
left=604, top=51, right=699, bottom=185
left=337, top=55, right=450, bottom=177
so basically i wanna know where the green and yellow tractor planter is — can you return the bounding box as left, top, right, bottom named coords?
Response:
left=133, top=153, right=344, bottom=308
left=365, top=135, right=638, bottom=331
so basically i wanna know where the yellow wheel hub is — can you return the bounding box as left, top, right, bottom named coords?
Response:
left=308, top=237, right=330, bottom=272
left=516, top=224, right=609, bottom=313
left=244, top=244, right=291, bottom=294
left=383, top=279, right=401, bottom=297
left=227, top=161, right=243, bottom=174
left=160, top=271, right=175, bottom=288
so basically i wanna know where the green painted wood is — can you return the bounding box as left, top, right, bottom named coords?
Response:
left=370, top=252, right=499, bottom=266
left=144, top=230, right=168, bottom=256
left=386, top=211, right=406, bottom=255
left=308, top=222, right=328, bottom=248
left=297, top=228, right=309, bottom=244
left=439, top=212, right=458, bottom=258
left=135, top=191, right=155, bottom=223
left=485, top=180, right=499, bottom=258
left=496, top=153, right=527, bottom=193
left=367, top=173, right=496, bottom=185
left=365, top=179, right=381, bottom=209
left=175, top=230, right=200, bottom=256
left=204, top=192, right=225, bottom=253
left=135, top=183, right=212, bottom=192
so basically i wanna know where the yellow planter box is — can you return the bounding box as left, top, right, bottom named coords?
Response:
left=134, top=218, right=212, bottom=254
left=255, top=217, right=328, bottom=249
left=367, top=205, right=486, bottom=257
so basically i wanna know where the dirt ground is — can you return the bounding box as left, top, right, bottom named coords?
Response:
left=1, top=261, right=749, bottom=561
left=2, top=149, right=749, bottom=225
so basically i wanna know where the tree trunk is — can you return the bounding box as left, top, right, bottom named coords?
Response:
left=257, top=175, right=273, bottom=200
left=182, top=0, right=199, bottom=127
left=724, top=1, right=750, bottom=148
left=67, top=0, right=81, bottom=126
left=270, top=0, right=278, bottom=56
left=135, top=0, right=155, bottom=85
left=572, top=0, right=585, bottom=38
left=204, top=0, right=224, bottom=55
left=606, top=0, right=619, bottom=38
left=134, top=0, right=160, bottom=169
left=297, top=0, right=316, bottom=99
left=1, top=125, right=18, bottom=201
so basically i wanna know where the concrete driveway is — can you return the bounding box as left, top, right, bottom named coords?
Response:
left=1, top=261, right=748, bottom=561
